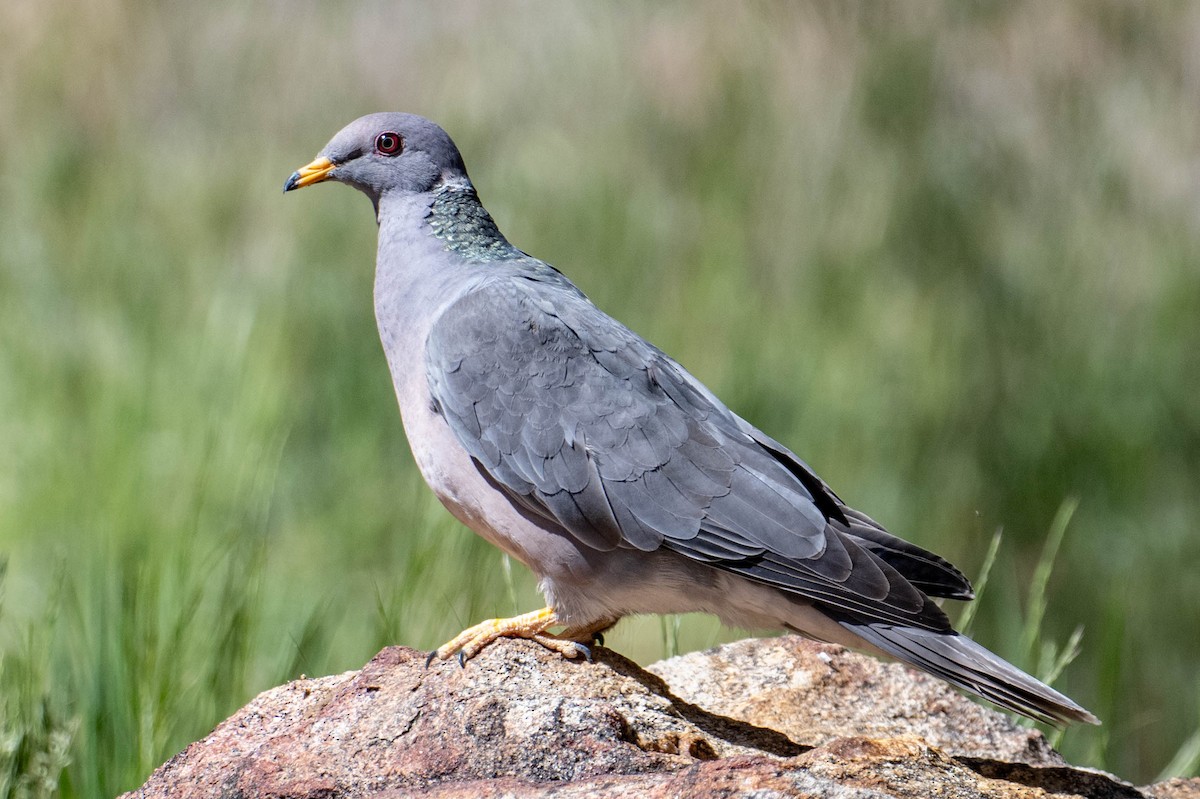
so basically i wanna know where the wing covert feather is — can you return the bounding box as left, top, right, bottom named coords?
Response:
left=425, top=273, right=966, bottom=629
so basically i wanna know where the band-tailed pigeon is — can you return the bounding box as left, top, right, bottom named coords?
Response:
left=285, top=113, right=1097, bottom=725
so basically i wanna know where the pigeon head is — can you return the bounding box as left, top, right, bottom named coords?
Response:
left=285, top=112, right=469, bottom=206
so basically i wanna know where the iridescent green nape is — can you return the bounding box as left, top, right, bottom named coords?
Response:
left=427, top=186, right=519, bottom=261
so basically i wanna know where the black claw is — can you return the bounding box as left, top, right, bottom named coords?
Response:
left=594, top=632, right=604, bottom=647
left=425, top=650, right=437, bottom=668
left=573, top=642, right=593, bottom=662
left=458, top=651, right=467, bottom=668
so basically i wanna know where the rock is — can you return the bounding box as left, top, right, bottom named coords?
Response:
left=646, top=636, right=1061, bottom=764
left=121, top=636, right=1185, bottom=799
left=1142, top=779, right=1200, bottom=799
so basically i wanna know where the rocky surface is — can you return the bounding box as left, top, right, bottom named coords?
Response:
left=122, top=636, right=1195, bottom=799
left=647, top=636, right=1062, bottom=765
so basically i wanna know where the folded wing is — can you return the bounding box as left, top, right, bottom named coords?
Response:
left=425, top=271, right=968, bottom=633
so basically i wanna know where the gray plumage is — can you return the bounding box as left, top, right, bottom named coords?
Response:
left=285, top=112, right=1097, bottom=726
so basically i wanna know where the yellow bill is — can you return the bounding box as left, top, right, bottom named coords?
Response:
left=284, top=156, right=335, bottom=192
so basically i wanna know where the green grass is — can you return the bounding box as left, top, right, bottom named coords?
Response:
left=1, top=2, right=1198, bottom=793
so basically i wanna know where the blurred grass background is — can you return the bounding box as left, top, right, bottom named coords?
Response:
left=1, top=1, right=1198, bottom=794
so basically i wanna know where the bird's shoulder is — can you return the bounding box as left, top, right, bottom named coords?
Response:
left=424, top=262, right=667, bottom=395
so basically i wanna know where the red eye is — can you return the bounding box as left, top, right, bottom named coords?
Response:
left=375, top=131, right=403, bottom=156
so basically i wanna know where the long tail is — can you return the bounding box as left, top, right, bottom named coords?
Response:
left=840, top=622, right=1099, bottom=726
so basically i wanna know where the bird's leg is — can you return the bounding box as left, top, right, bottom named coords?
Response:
left=556, top=617, right=619, bottom=648
left=429, top=606, right=587, bottom=664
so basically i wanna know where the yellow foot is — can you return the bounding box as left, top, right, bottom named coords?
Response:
left=426, top=607, right=614, bottom=666
left=559, top=618, right=618, bottom=648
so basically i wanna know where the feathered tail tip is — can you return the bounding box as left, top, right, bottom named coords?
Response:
left=842, top=622, right=1099, bottom=726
